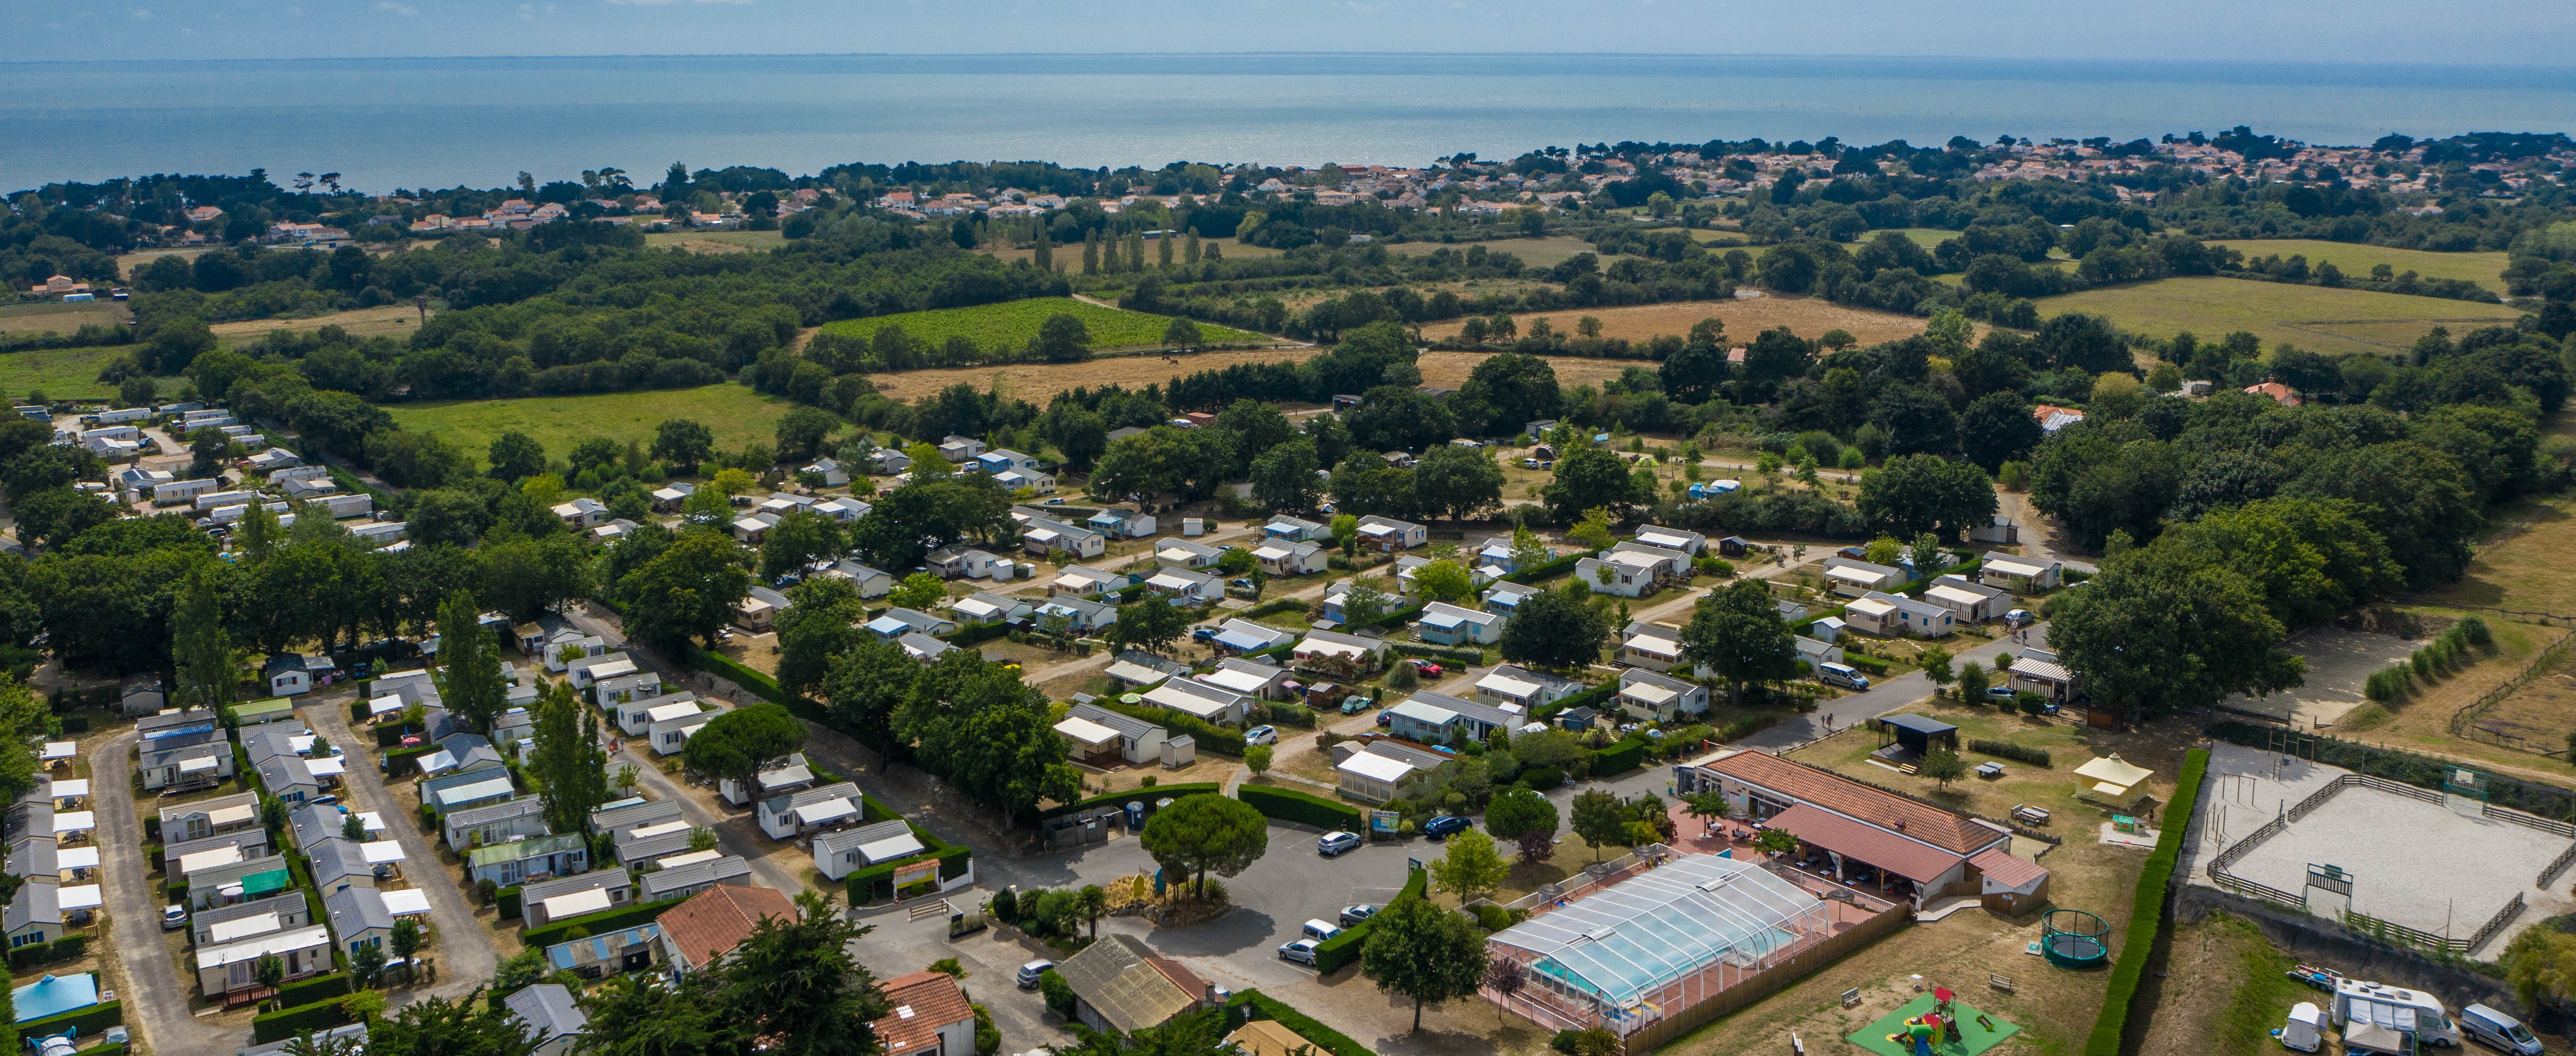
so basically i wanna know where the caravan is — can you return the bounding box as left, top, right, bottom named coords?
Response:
left=2330, top=979, right=2462, bottom=1050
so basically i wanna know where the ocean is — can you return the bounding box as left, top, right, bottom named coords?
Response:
left=3, top=53, right=2575, bottom=193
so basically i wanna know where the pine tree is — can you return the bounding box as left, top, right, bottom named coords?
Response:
left=172, top=565, right=234, bottom=712
left=430, top=591, right=507, bottom=734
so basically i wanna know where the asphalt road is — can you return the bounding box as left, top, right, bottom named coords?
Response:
left=92, top=731, right=220, bottom=1056
left=305, top=697, right=501, bottom=1001
left=1734, top=621, right=2055, bottom=751
left=610, top=743, right=809, bottom=895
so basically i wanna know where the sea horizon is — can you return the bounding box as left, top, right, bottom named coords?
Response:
left=5, top=52, right=2574, bottom=194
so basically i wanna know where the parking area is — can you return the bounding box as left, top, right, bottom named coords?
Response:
left=2225, top=627, right=2416, bottom=727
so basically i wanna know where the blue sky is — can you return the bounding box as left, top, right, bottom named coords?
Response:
left=8, top=0, right=2574, bottom=64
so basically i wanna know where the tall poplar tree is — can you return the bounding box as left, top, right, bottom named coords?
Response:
left=172, top=564, right=235, bottom=712
left=1032, top=233, right=1052, bottom=272
left=528, top=680, right=609, bottom=835
left=431, top=590, right=507, bottom=734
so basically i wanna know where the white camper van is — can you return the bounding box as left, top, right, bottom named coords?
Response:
left=2330, top=979, right=2462, bottom=1049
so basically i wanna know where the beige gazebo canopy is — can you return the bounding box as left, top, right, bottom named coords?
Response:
left=2074, top=754, right=2154, bottom=797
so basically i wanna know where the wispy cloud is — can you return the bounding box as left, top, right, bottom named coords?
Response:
left=130, top=8, right=152, bottom=19
left=373, top=0, right=417, bottom=14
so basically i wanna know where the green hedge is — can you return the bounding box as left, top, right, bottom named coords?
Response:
left=251, top=998, right=354, bottom=1043
left=1969, top=740, right=2052, bottom=767
left=1313, top=867, right=1424, bottom=974
left=1038, top=784, right=1222, bottom=821
left=1844, top=655, right=1890, bottom=676
left=1504, top=550, right=1597, bottom=584
left=7, top=935, right=88, bottom=971
left=272, top=973, right=351, bottom=1009
left=1103, top=702, right=1245, bottom=757
left=374, top=722, right=423, bottom=749
left=521, top=896, right=686, bottom=949
left=1228, top=990, right=1376, bottom=1056
left=1390, top=643, right=1484, bottom=666
left=1238, top=785, right=1362, bottom=831
left=1344, top=601, right=1425, bottom=634
left=845, top=845, right=976, bottom=903
left=1531, top=679, right=1615, bottom=720
left=495, top=884, right=523, bottom=920
left=381, top=743, right=438, bottom=776
left=14, top=999, right=121, bottom=1043
left=1592, top=738, right=1647, bottom=777
left=941, top=622, right=1012, bottom=646
left=2084, top=748, right=2208, bottom=1056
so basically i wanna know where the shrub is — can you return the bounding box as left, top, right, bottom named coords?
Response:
left=1844, top=655, right=1890, bottom=676
left=1592, top=738, right=1647, bottom=777
left=2460, top=615, right=2493, bottom=649
left=1471, top=903, right=1528, bottom=932
left=1521, top=766, right=1564, bottom=791
left=2084, top=748, right=2208, bottom=1056
left=1038, top=970, right=1075, bottom=1018
left=1968, top=740, right=2051, bottom=767
left=1037, top=783, right=1221, bottom=821
left=1238, top=785, right=1362, bottom=831
left=271, top=973, right=351, bottom=1010
left=495, top=885, right=523, bottom=920
left=2016, top=693, right=2049, bottom=717
left=990, top=888, right=1018, bottom=924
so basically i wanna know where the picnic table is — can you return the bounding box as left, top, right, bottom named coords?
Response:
left=2010, top=804, right=2050, bottom=826
left=1975, top=762, right=2006, bottom=779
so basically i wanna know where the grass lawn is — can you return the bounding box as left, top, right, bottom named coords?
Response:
left=2038, top=276, right=2524, bottom=357
left=212, top=304, right=433, bottom=347
left=385, top=383, right=796, bottom=469
left=818, top=297, right=1268, bottom=352
left=2205, top=239, right=2510, bottom=292
left=5, top=346, right=182, bottom=401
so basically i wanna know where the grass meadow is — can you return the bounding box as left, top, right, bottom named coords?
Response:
left=4, top=346, right=182, bottom=401
left=2038, top=276, right=2524, bottom=356
left=817, top=297, right=1268, bottom=352
left=386, top=383, right=795, bottom=469
left=2205, top=239, right=2510, bottom=292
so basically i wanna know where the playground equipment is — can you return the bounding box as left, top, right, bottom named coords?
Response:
left=2040, top=909, right=2110, bottom=969
left=1883, top=987, right=1973, bottom=1056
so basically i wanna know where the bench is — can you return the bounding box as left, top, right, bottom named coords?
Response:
left=1989, top=974, right=2015, bottom=994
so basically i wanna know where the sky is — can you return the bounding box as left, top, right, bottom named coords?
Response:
left=7, top=0, right=2576, bottom=65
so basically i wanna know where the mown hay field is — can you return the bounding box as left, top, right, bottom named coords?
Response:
left=212, top=304, right=432, bottom=346
left=862, top=346, right=1318, bottom=404
left=818, top=297, right=1270, bottom=352
left=1418, top=295, right=1935, bottom=348
left=2038, top=276, right=2523, bottom=356
left=0, top=301, right=118, bottom=337
left=386, top=383, right=795, bottom=468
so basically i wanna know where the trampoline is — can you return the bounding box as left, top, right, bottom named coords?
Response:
left=2041, top=909, right=2110, bottom=968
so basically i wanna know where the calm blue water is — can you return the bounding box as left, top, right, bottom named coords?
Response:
left=3, top=54, right=2574, bottom=194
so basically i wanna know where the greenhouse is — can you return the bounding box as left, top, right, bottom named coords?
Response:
left=1485, top=854, right=1838, bottom=1036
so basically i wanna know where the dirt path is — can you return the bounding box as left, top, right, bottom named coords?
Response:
left=305, top=699, right=499, bottom=1001
left=94, top=731, right=222, bottom=1056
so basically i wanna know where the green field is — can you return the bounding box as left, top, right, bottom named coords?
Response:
left=2205, top=239, right=2511, bottom=292
left=1387, top=234, right=1621, bottom=269
left=817, top=297, right=1268, bottom=352
left=0, top=301, right=119, bottom=337
left=2, top=346, right=182, bottom=401
left=642, top=229, right=787, bottom=253
left=2039, top=276, right=2526, bottom=356
left=386, top=384, right=796, bottom=469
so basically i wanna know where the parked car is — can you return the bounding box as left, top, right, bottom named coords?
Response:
left=1016, top=960, right=1055, bottom=990
left=1422, top=815, right=1470, bottom=840
left=1243, top=726, right=1278, bottom=746
left=1338, top=904, right=1379, bottom=927
left=2461, top=1005, right=2543, bottom=1056
left=2006, top=609, right=2034, bottom=627
left=1192, top=627, right=1217, bottom=643
left=1226, top=578, right=1258, bottom=598
left=1987, top=685, right=2017, bottom=702
left=160, top=905, right=188, bottom=931
left=1301, top=919, right=1343, bottom=942
left=1277, top=940, right=1320, bottom=965
left=1318, top=831, right=1362, bottom=857
left=1339, top=697, right=1369, bottom=716
left=1406, top=658, right=1443, bottom=676
left=1375, top=711, right=1392, bottom=727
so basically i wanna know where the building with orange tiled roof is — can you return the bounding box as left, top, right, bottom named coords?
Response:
left=871, top=971, right=977, bottom=1056
left=654, top=883, right=795, bottom=972
left=2243, top=381, right=2304, bottom=407
left=1678, top=749, right=2043, bottom=911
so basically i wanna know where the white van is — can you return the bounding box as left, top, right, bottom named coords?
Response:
left=1301, top=919, right=1343, bottom=943
left=2460, top=1005, right=2541, bottom=1056
left=1817, top=662, right=1869, bottom=690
